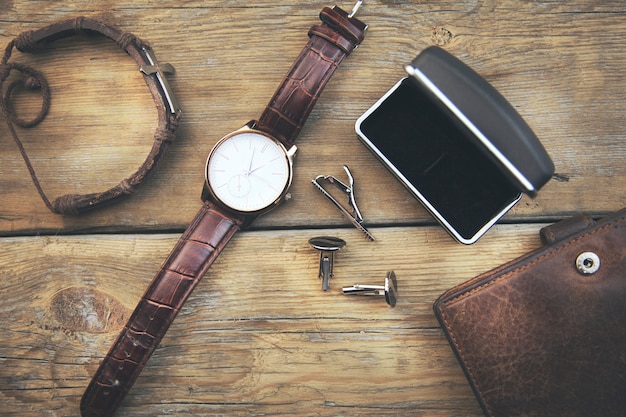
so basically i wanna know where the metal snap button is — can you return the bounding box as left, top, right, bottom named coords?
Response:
left=576, top=251, right=600, bottom=275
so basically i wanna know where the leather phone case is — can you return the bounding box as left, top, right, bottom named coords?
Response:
left=433, top=208, right=626, bottom=417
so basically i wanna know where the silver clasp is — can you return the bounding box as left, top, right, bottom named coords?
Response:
left=312, top=165, right=374, bottom=241
left=140, top=47, right=181, bottom=114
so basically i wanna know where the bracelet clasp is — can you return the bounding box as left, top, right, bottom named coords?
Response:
left=140, top=46, right=181, bottom=114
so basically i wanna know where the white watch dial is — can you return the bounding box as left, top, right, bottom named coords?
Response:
left=206, top=131, right=291, bottom=212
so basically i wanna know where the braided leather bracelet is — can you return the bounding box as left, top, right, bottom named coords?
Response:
left=0, top=17, right=182, bottom=215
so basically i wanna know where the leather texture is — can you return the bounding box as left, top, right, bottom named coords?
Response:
left=0, top=16, right=181, bottom=215
left=539, top=212, right=595, bottom=245
left=434, top=208, right=626, bottom=417
left=256, top=6, right=366, bottom=147
left=80, top=201, right=243, bottom=417
left=81, top=6, right=366, bottom=417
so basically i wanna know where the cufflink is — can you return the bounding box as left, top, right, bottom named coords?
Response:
left=342, top=271, right=398, bottom=307
left=308, top=236, right=346, bottom=291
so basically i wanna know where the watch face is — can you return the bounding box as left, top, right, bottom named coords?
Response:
left=205, top=129, right=293, bottom=213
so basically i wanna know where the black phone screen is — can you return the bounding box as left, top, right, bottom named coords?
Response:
left=357, top=77, right=521, bottom=242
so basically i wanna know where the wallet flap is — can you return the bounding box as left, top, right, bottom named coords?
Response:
left=434, top=208, right=626, bottom=417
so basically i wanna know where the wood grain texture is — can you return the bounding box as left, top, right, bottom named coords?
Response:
left=1, top=0, right=625, bottom=235
left=1, top=1, right=625, bottom=416
left=0, top=223, right=542, bottom=416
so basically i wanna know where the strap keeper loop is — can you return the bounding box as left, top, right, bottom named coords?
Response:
left=308, top=24, right=355, bottom=54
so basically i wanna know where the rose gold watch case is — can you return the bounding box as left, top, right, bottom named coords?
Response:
left=203, top=122, right=296, bottom=216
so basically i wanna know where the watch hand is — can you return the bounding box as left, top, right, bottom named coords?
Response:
left=249, top=156, right=282, bottom=175
left=246, top=148, right=256, bottom=174
left=252, top=174, right=280, bottom=190
left=247, top=163, right=267, bottom=175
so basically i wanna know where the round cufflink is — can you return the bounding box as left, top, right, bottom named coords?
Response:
left=342, top=271, right=398, bottom=307
left=309, top=236, right=346, bottom=291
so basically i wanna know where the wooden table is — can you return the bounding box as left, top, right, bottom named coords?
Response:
left=1, top=1, right=625, bottom=416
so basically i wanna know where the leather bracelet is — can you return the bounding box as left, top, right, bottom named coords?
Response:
left=0, top=17, right=182, bottom=215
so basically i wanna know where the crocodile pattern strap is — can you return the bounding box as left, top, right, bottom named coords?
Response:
left=81, top=5, right=367, bottom=416
left=255, top=5, right=367, bottom=148
left=0, top=17, right=181, bottom=215
left=80, top=201, right=243, bottom=417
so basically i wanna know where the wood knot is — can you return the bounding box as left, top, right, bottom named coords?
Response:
left=50, top=287, right=128, bottom=334
left=431, top=27, right=453, bottom=46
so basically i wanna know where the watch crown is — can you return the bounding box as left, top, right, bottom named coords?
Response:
left=284, top=193, right=292, bottom=201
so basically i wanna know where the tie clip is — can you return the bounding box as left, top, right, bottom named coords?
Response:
left=312, top=165, right=375, bottom=241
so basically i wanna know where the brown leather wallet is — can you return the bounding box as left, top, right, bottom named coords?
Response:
left=434, top=208, right=626, bottom=417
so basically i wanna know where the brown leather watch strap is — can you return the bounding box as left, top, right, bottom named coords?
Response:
left=255, top=5, right=367, bottom=148
left=0, top=17, right=181, bottom=215
left=80, top=201, right=243, bottom=417
left=81, top=4, right=367, bottom=416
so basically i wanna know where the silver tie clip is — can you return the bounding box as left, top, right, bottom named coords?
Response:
left=312, top=165, right=375, bottom=241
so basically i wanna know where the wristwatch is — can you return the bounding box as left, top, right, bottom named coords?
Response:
left=80, top=4, right=367, bottom=417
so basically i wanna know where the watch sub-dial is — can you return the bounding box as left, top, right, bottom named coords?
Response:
left=227, top=174, right=251, bottom=198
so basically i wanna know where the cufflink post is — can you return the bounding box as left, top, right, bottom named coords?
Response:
left=342, top=271, right=398, bottom=307
left=309, top=236, right=346, bottom=291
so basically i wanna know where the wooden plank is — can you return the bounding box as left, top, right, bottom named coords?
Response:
left=1, top=0, right=625, bottom=235
left=1, top=1, right=625, bottom=416
left=0, top=223, right=543, bottom=416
